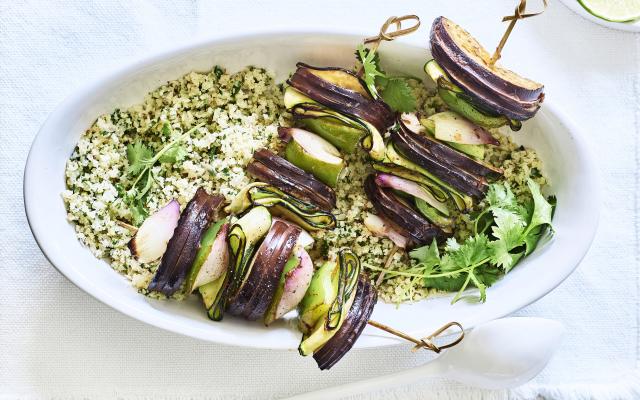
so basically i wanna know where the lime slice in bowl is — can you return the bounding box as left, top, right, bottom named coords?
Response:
left=578, top=0, right=640, bottom=22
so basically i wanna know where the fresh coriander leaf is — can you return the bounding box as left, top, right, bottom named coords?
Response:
left=489, top=239, right=524, bottom=272
left=523, top=224, right=544, bottom=256
left=135, top=170, right=154, bottom=200
left=126, top=141, right=153, bottom=176
left=491, top=208, right=526, bottom=248
left=425, top=274, right=466, bottom=292
left=356, top=44, right=385, bottom=99
left=129, top=199, right=148, bottom=226
left=379, top=78, right=417, bottom=113
left=475, top=264, right=502, bottom=288
left=526, top=179, right=553, bottom=233
left=409, top=240, right=440, bottom=268
left=449, top=234, right=491, bottom=268
left=161, top=123, right=172, bottom=136
left=158, top=143, right=187, bottom=164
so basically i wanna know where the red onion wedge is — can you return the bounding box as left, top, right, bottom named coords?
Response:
left=128, top=199, right=180, bottom=263
left=147, top=188, right=224, bottom=296
left=185, top=220, right=229, bottom=293
left=264, top=246, right=314, bottom=325
left=375, top=173, right=449, bottom=216
left=363, top=213, right=408, bottom=249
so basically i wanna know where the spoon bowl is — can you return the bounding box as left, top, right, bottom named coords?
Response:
left=441, top=317, right=565, bottom=389
left=285, top=317, right=564, bottom=399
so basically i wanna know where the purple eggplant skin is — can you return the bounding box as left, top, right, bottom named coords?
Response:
left=313, top=276, right=377, bottom=370
left=391, top=127, right=488, bottom=198
left=398, top=117, right=502, bottom=180
left=248, top=148, right=337, bottom=211
left=364, top=175, right=445, bottom=247
left=148, top=188, right=225, bottom=296
left=288, top=64, right=395, bottom=133
left=227, top=220, right=301, bottom=321
left=430, top=17, right=544, bottom=120
left=430, top=37, right=539, bottom=121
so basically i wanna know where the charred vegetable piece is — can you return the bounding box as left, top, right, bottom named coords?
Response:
left=398, top=117, right=502, bottom=179
left=250, top=186, right=336, bottom=231
left=363, top=212, right=409, bottom=249
left=227, top=219, right=301, bottom=320
left=285, top=75, right=388, bottom=161
left=427, top=111, right=498, bottom=146
left=247, top=148, right=336, bottom=211
left=313, top=276, right=377, bottom=370
left=364, top=175, right=445, bottom=247
left=384, top=142, right=472, bottom=211
left=392, top=126, right=488, bottom=198
left=148, top=189, right=224, bottom=296
left=199, top=274, right=226, bottom=309
left=372, top=163, right=449, bottom=203
left=375, top=173, right=449, bottom=216
left=297, top=116, right=366, bottom=154
left=430, top=17, right=544, bottom=120
left=297, top=260, right=340, bottom=335
left=299, top=249, right=360, bottom=356
left=264, top=246, right=314, bottom=325
left=283, top=128, right=345, bottom=188
left=414, top=198, right=453, bottom=232
left=185, top=219, right=229, bottom=293
left=288, top=63, right=395, bottom=133
left=208, top=206, right=272, bottom=321
left=420, top=117, right=486, bottom=160
left=128, top=199, right=180, bottom=263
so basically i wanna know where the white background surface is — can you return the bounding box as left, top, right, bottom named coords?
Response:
left=1, top=1, right=639, bottom=399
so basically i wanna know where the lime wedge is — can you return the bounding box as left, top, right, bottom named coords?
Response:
left=578, top=0, right=640, bottom=22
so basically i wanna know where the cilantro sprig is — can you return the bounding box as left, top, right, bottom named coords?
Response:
left=369, top=179, right=554, bottom=304
left=122, top=123, right=199, bottom=224
left=355, top=44, right=417, bottom=113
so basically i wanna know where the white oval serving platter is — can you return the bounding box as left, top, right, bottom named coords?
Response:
left=25, top=32, right=599, bottom=349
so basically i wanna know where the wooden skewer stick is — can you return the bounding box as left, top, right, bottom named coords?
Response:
left=358, top=15, right=421, bottom=75
left=367, top=320, right=464, bottom=353
left=489, top=0, right=548, bottom=66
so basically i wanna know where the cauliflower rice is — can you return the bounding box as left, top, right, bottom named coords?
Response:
left=63, top=66, right=545, bottom=303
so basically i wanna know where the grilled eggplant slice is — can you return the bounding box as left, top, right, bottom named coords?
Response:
left=391, top=128, right=488, bottom=198
left=313, top=276, right=377, bottom=370
left=398, top=116, right=502, bottom=179
left=208, top=206, right=272, bottom=321
left=288, top=63, right=395, bottom=133
left=364, top=174, right=445, bottom=247
left=147, top=188, right=224, bottom=296
left=247, top=148, right=336, bottom=211
left=227, top=219, right=301, bottom=320
left=430, top=16, right=544, bottom=120
left=383, top=142, right=473, bottom=211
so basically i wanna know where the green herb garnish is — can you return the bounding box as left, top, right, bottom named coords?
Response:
left=355, top=44, right=417, bottom=113
left=123, top=123, right=200, bottom=224
left=371, top=179, right=554, bottom=304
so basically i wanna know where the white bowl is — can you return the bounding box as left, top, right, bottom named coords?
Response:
left=24, top=32, right=599, bottom=349
left=559, top=0, right=640, bottom=32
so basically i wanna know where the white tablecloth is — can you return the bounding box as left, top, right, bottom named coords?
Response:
left=1, top=1, right=639, bottom=399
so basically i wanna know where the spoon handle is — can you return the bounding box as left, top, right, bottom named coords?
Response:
left=282, top=360, right=445, bottom=400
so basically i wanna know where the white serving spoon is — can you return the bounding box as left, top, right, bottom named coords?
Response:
left=284, top=317, right=564, bottom=400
